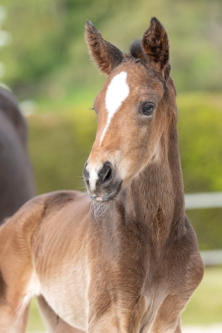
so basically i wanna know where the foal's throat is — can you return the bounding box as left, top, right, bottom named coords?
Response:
left=124, top=125, right=185, bottom=242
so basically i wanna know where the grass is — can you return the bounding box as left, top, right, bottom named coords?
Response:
left=182, top=267, right=222, bottom=325
left=27, top=299, right=45, bottom=332
left=27, top=267, right=222, bottom=332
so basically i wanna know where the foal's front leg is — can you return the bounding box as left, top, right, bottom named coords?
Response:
left=150, top=253, right=204, bottom=333
left=0, top=245, right=32, bottom=332
left=0, top=299, right=30, bottom=333
left=149, top=295, right=183, bottom=333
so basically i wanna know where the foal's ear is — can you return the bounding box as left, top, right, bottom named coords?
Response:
left=142, top=17, right=170, bottom=80
left=85, top=21, right=123, bottom=75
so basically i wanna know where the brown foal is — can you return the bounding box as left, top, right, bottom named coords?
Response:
left=0, top=18, right=203, bottom=333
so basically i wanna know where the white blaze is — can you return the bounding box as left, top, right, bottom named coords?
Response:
left=89, top=165, right=100, bottom=192
left=99, top=71, right=129, bottom=145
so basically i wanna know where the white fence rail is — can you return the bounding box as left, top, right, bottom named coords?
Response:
left=185, top=192, right=222, bottom=266
left=185, top=192, right=222, bottom=210
left=200, top=250, right=222, bottom=267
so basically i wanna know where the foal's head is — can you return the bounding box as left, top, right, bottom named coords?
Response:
left=84, top=18, right=176, bottom=202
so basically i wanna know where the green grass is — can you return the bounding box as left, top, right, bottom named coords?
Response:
left=182, top=267, right=222, bottom=325
left=27, top=267, right=222, bottom=332
left=27, top=299, right=45, bottom=332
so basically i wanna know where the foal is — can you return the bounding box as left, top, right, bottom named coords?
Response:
left=0, top=18, right=203, bottom=333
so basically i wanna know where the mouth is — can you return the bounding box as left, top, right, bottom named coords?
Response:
left=88, top=180, right=122, bottom=202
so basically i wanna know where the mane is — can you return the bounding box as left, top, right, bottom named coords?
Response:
left=129, top=39, right=143, bottom=59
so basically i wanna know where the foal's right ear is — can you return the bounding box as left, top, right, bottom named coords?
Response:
left=85, top=21, right=123, bottom=75
left=142, top=17, right=170, bottom=80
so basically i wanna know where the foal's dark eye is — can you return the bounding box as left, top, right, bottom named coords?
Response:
left=139, top=101, right=155, bottom=116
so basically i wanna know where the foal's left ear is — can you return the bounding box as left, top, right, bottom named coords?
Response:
left=142, top=17, right=170, bottom=80
left=85, top=21, right=123, bottom=75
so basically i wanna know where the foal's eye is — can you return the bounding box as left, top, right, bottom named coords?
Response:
left=139, top=101, right=155, bottom=116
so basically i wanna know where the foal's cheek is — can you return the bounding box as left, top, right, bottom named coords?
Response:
left=118, top=131, right=145, bottom=176
left=117, top=151, right=142, bottom=184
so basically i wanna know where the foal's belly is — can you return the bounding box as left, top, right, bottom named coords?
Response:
left=40, top=261, right=89, bottom=331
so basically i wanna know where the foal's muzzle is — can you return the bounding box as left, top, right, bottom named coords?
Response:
left=83, top=161, right=122, bottom=202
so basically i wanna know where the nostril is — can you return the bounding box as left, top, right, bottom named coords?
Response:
left=99, top=161, right=113, bottom=184
left=103, top=165, right=112, bottom=183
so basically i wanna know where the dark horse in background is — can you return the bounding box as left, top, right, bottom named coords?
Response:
left=0, top=87, right=34, bottom=224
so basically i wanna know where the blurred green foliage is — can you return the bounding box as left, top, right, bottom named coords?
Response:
left=187, top=208, right=222, bottom=250
left=28, top=104, right=96, bottom=193
left=28, top=92, right=222, bottom=196
left=178, top=93, right=222, bottom=192
left=1, top=0, right=222, bottom=98
left=27, top=92, right=222, bottom=250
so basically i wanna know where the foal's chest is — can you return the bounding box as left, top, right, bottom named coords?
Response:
left=40, top=258, right=90, bottom=330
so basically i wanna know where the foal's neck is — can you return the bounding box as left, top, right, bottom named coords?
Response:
left=125, top=118, right=185, bottom=245
left=91, top=114, right=185, bottom=248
